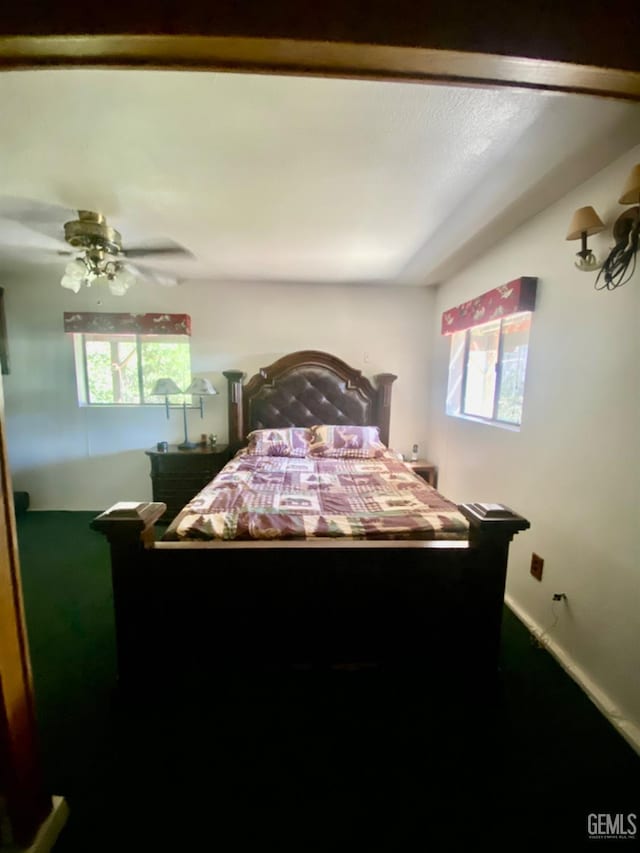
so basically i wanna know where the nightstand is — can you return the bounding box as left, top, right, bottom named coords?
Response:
left=145, top=444, right=230, bottom=523
left=406, top=459, right=439, bottom=489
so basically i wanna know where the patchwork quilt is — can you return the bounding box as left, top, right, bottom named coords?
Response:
left=165, top=451, right=469, bottom=541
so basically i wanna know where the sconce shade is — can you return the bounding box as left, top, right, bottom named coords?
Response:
left=618, top=164, right=640, bottom=205
left=151, top=377, right=182, bottom=396
left=184, top=377, right=218, bottom=396
left=566, top=206, right=605, bottom=241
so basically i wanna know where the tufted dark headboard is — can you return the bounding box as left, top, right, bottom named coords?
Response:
left=223, top=351, right=397, bottom=450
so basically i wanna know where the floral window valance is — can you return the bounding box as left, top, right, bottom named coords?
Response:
left=63, top=312, right=191, bottom=336
left=441, top=277, right=537, bottom=336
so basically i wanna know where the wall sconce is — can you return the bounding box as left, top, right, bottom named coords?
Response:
left=566, top=163, right=640, bottom=290
left=151, top=376, right=218, bottom=450
left=566, top=206, right=605, bottom=271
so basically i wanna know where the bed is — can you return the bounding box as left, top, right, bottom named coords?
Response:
left=92, top=350, right=529, bottom=686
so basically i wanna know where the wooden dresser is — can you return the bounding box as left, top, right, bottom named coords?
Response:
left=145, top=444, right=230, bottom=522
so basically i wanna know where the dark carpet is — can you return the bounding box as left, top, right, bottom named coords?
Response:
left=16, top=511, right=640, bottom=850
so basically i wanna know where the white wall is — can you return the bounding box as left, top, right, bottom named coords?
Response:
left=2, top=274, right=435, bottom=510
left=430, top=145, right=640, bottom=748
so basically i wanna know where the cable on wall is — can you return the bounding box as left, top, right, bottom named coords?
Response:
left=595, top=210, right=639, bottom=291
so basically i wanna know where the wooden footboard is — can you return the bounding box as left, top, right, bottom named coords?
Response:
left=92, top=503, right=529, bottom=688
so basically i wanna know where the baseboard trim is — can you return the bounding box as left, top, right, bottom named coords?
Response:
left=505, top=594, right=640, bottom=756
left=2, top=796, right=68, bottom=853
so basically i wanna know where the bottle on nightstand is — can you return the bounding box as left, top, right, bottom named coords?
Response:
left=410, top=444, right=419, bottom=462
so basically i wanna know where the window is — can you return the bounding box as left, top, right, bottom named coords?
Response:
left=74, top=333, right=191, bottom=405
left=64, top=312, right=192, bottom=407
left=446, top=312, right=532, bottom=427
left=441, top=277, right=537, bottom=429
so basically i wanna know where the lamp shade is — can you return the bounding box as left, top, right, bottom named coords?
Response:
left=566, top=206, right=605, bottom=241
left=108, top=268, right=136, bottom=296
left=63, top=258, right=87, bottom=280
left=618, top=164, right=640, bottom=205
left=60, top=273, right=82, bottom=293
left=60, top=258, right=87, bottom=292
left=184, top=377, right=218, bottom=396
left=151, top=377, right=182, bottom=396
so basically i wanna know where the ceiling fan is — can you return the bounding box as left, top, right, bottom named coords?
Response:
left=59, top=209, right=194, bottom=295
left=0, top=199, right=193, bottom=295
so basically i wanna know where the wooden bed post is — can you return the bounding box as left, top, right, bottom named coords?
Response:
left=373, top=373, right=397, bottom=447
left=459, top=503, right=530, bottom=675
left=223, top=370, right=246, bottom=449
left=91, top=502, right=165, bottom=688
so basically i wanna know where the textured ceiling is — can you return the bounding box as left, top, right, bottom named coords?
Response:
left=0, top=68, right=638, bottom=287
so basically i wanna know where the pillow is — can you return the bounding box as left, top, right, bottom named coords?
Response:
left=308, top=424, right=386, bottom=458
left=245, top=427, right=313, bottom=457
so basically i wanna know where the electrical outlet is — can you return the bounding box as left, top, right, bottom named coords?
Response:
left=530, top=553, right=544, bottom=581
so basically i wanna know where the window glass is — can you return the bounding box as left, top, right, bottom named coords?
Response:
left=446, top=331, right=465, bottom=416
left=463, top=320, right=500, bottom=419
left=496, top=313, right=531, bottom=424
left=85, top=335, right=140, bottom=404
left=140, top=336, right=191, bottom=403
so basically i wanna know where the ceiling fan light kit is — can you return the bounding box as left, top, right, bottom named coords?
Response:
left=60, top=210, right=135, bottom=296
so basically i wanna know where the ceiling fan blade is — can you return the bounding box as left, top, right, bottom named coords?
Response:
left=127, top=264, right=179, bottom=287
left=0, top=196, right=71, bottom=222
left=124, top=245, right=194, bottom=259
left=0, top=197, right=75, bottom=241
left=0, top=218, right=71, bottom=253
left=0, top=246, right=70, bottom=265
